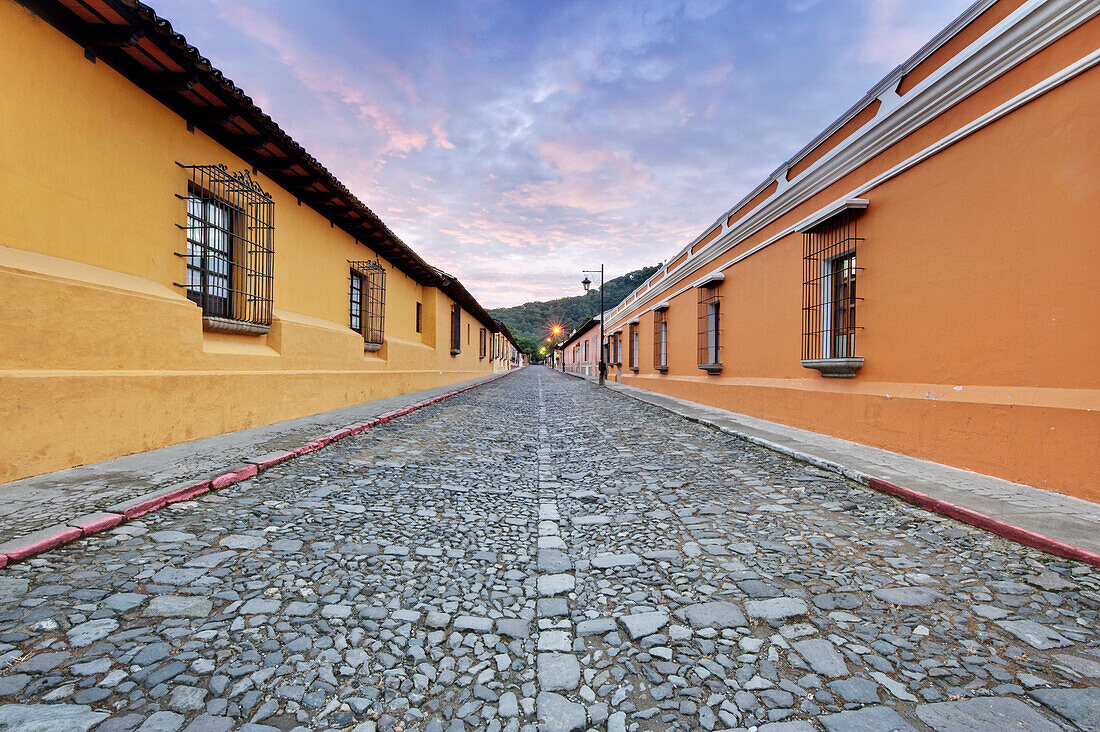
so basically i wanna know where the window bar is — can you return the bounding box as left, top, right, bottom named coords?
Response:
left=801, top=212, right=864, bottom=361
left=349, top=260, right=386, bottom=347
left=450, top=304, right=461, bottom=354
left=174, top=163, right=274, bottom=332
left=653, top=309, right=668, bottom=371
left=697, top=285, right=721, bottom=371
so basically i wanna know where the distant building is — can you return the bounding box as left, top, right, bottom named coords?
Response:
left=599, top=0, right=1099, bottom=500
left=561, top=316, right=603, bottom=378
left=0, top=0, right=517, bottom=483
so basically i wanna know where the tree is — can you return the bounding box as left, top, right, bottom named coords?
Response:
left=490, top=265, right=660, bottom=354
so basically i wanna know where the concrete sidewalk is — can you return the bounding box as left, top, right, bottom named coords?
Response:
left=0, top=372, right=510, bottom=544
left=587, top=375, right=1100, bottom=558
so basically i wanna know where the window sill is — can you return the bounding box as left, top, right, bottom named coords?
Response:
left=629, top=367, right=639, bottom=373
left=202, top=316, right=270, bottom=336
left=697, top=363, right=723, bottom=374
left=364, top=341, right=383, bottom=353
left=802, top=357, right=863, bottom=378
left=450, top=348, right=461, bottom=356
left=655, top=366, right=668, bottom=373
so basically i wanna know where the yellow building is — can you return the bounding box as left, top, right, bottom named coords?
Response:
left=0, top=0, right=518, bottom=484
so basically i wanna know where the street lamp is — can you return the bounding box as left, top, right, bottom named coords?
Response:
left=582, top=265, right=606, bottom=386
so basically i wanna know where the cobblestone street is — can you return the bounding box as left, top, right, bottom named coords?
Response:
left=0, top=367, right=1097, bottom=732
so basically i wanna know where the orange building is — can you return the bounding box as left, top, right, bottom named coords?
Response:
left=0, top=0, right=519, bottom=484
left=601, top=0, right=1099, bottom=500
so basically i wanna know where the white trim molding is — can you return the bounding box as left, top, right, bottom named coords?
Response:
left=796, top=198, right=869, bottom=233
left=692, top=271, right=725, bottom=288
left=604, top=0, right=1099, bottom=331
left=651, top=301, right=670, bottom=312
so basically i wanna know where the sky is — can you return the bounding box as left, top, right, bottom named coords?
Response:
left=154, top=0, right=973, bottom=308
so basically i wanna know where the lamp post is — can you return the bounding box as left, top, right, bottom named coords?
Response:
left=582, top=265, right=605, bottom=386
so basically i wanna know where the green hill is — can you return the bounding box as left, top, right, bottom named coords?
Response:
left=490, top=265, right=660, bottom=355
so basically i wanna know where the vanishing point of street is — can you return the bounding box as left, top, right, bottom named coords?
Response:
left=0, top=368, right=1096, bottom=732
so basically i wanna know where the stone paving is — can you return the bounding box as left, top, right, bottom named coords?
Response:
left=0, top=366, right=1097, bottom=732
left=0, top=373, right=505, bottom=545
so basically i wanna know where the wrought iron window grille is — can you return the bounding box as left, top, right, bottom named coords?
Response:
left=628, top=323, right=639, bottom=371
left=174, top=163, right=274, bottom=335
left=349, top=260, right=385, bottom=350
left=801, top=210, right=864, bottom=377
left=450, top=304, right=461, bottom=355
left=415, top=302, right=423, bottom=334
left=697, top=284, right=722, bottom=373
left=653, top=309, right=668, bottom=372
left=479, top=327, right=487, bottom=359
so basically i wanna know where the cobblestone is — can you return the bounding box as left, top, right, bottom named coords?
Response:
left=0, top=368, right=1096, bottom=730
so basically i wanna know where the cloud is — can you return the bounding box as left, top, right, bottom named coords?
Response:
left=853, top=0, right=970, bottom=67
left=505, top=139, right=654, bottom=214
left=431, top=120, right=456, bottom=150
left=153, top=0, right=972, bottom=308
left=210, top=2, right=431, bottom=160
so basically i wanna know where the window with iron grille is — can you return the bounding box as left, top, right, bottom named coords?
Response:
left=479, top=327, right=487, bottom=359
left=628, top=323, right=639, bottom=371
left=697, top=285, right=721, bottom=372
left=178, top=163, right=274, bottom=334
left=349, top=271, right=363, bottom=333
left=450, top=304, right=461, bottom=355
left=415, top=302, right=422, bottom=334
left=801, top=210, right=864, bottom=376
left=653, top=309, right=668, bottom=371
left=348, top=260, right=385, bottom=349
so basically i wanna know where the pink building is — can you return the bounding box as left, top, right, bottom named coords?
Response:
left=561, top=316, right=602, bottom=379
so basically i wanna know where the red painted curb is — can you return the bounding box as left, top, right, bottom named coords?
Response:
left=1, top=526, right=84, bottom=563
left=161, top=479, right=212, bottom=505
left=868, top=478, right=1100, bottom=568
left=247, top=451, right=296, bottom=471
left=123, top=495, right=169, bottom=519
left=0, top=369, right=521, bottom=570
left=70, top=512, right=124, bottom=536
left=211, top=464, right=258, bottom=490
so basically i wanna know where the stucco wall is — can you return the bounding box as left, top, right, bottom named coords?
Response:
left=603, top=11, right=1100, bottom=499
left=0, top=3, right=499, bottom=482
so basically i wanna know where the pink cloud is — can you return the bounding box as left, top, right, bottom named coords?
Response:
left=506, top=139, right=653, bottom=214
left=212, top=3, right=430, bottom=159
left=432, top=120, right=456, bottom=150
